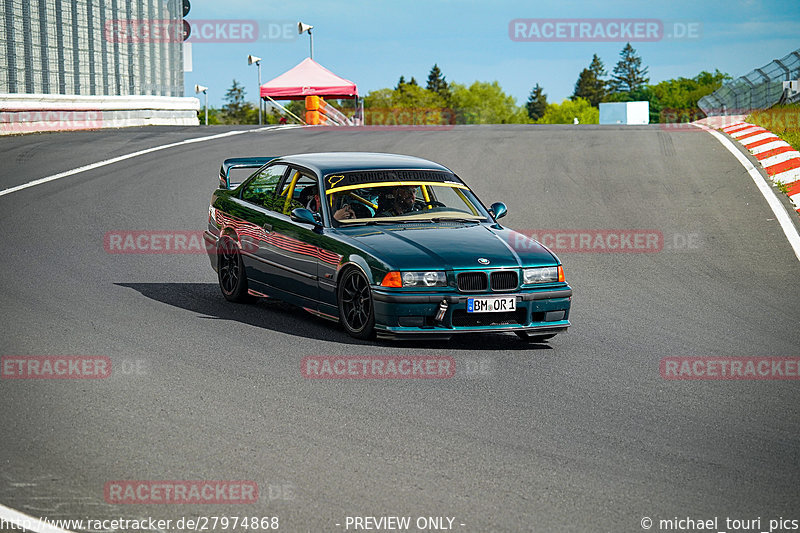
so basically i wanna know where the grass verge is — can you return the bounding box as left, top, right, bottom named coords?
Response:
left=746, top=104, right=800, bottom=151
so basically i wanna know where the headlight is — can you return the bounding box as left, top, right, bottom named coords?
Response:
left=522, top=266, right=563, bottom=284
left=383, top=271, right=447, bottom=287
left=402, top=271, right=447, bottom=287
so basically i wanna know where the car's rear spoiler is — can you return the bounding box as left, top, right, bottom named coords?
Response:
left=219, top=157, right=278, bottom=189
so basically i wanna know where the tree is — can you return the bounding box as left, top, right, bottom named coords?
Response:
left=450, top=81, right=529, bottom=124
left=219, top=80, right=258, bottom=124
left=426, top=64, right=450, bottom=100
left=536, top=97, right=599, bottom=124
left=221, top=79, right=256, bottom=124
left=392, top=84, right=446, bottom=109
left=408, top=77, right=418, bottom=86
left=572, top=54, right=606, bottom=107
left=650, top=70, right=730, bottom=112
left=363, top=85, right=449, bottom=125
left=609, top=43, right=649, bottom=93
left=395, top=76, right=406, bottom=91
left=526, top=84, right=548, bottom=121
left=602, top=86, right=660, bottom=123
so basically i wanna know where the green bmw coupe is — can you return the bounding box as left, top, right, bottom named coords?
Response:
left=204, top=152, right=572, bottom=341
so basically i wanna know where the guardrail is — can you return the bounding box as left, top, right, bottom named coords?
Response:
left=699, top=48, right=800, bottom=115
left=0, top=94, right=200, bottom=135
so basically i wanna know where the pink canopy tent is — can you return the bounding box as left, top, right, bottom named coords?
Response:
left=259, top=58, right=358, bottom=100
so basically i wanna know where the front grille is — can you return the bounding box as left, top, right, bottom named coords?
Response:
left=490, top=270, right=518, bottom=291
left=457, top=272, right=488, bottom=291
left=451, top=309, right=525, bottom=327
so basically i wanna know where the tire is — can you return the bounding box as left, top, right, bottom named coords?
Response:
left=338, top=267, right=375, bottom=339
left=515, top=331, right=556, bottom=342
left=217, top=236, right=252, bottom=303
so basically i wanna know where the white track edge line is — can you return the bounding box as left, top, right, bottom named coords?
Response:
left=701, top=125, right=800, bottom=262
left=0, top=125, right=309, bottom=532
left=0, top=502, right=75, bottom=533
left=0, top=125, right=297, bottom=198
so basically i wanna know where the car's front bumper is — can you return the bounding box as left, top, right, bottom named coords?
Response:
left=371, top=287, right=572, bottom=340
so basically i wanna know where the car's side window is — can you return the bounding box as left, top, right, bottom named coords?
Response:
left=280, top=173, right=318, bottom=215
left=241, top=164, right=288, bottom=211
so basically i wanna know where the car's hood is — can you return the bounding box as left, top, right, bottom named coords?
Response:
left=336, top=223, right=557, bottom=270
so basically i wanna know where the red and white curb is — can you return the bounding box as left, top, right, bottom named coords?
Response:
left=720, top=121, right=800, bottom=213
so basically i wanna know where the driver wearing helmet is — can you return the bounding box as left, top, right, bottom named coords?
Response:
left=378, top=186, right=417, bottom=217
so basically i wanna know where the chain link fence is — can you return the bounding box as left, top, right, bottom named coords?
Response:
left=699, top=48, right=800, bottom=115
left=0, top=0, right=183, bottom=97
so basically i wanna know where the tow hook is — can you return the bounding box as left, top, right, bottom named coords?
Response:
left=434, top=299, right=448, bottom=323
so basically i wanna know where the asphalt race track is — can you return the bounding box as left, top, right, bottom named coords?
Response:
left=1, top=125, right=799, bottom=532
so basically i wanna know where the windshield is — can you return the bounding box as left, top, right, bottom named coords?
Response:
left=326, top=181, right=489, bottom=225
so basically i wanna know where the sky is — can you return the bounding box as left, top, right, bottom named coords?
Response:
left=182, top=0, right=800, bottom=108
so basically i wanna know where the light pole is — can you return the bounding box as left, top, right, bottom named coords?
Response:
left=298, top=22, right=314, bottom=59
left=194, top=84, right=208, bottom=125
left=248, top=55, right=262, bottom=125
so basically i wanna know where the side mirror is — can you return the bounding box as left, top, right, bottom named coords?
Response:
left=291, top=208, right=322, bottom=227
left=490, top=202, right=508, bottom=220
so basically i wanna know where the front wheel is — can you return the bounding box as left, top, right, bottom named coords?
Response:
left=217, top=236, right=252, bottom=302
left=338, top=268, right=375, bottom=339
left=515, top=331, right=556, bottom=342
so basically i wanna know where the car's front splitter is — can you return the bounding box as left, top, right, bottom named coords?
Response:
left=371, top=287, right=571, bottom=340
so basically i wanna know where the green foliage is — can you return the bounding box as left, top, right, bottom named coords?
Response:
left=212, top=79, right=281, bottom=124
left=394, top=84, right=447, bottom=109
left=357, top=56, right=732, bottom=126
left=599, top=69, right=727, bottom=124
left=650, top=70, right=730, bottom=122
left=609, top=43, right=649, bottom=94
left=536, top=97, right=599, bottom=124
left=572, top=54, right=607, bottom=107
left=426, top=64, right=451, bottom=101
left=602, top=86, right=660, bottom=123
left=747, top=104, right=800, bottom=151
left=450, top=81, right=530, bottom=124
left=363, top=85, right=450, bottom=125
left=196, top=106, right=223, bottom=125
left=221, top=79, right=257, bottom=124
left=284, top=100, right=307, bottom=122
left=364, top=85, right=446, bottom=109
left=526, top=84, right=548, bottom=121
left=363, top=88, right=395, bottom=109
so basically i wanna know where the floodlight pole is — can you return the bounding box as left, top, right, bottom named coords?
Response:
left=257, top=60, right=262, bottom=125
left=194, top=84, right=209, bottom=126
left=248, top=55, right=263, bottom=125
left=298, top=22, right=314, bottom=60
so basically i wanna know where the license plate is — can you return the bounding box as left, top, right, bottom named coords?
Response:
left=467, top=296, right=516, bottom=313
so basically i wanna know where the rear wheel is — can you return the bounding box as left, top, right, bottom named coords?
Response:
left=218, top=236, right=252, bottom=303
left=515, top=331, right=556, bottom=342
left=338, top=268, right=375, bottom=339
